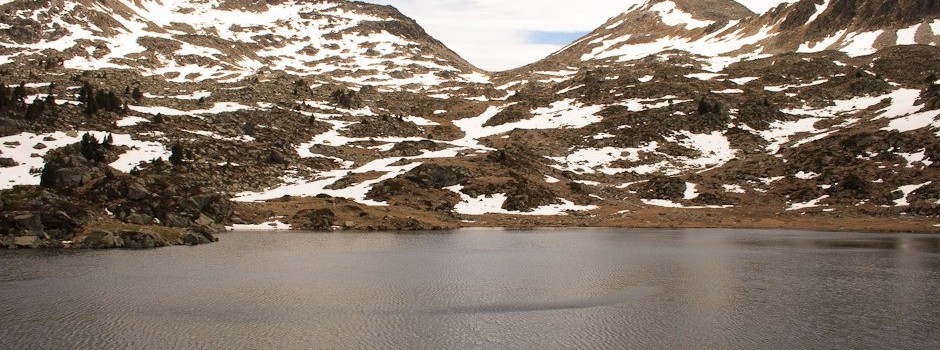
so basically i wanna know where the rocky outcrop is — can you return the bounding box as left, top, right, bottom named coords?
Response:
left=402, top=164, right=470, bottom=189
left=639, top=176, right=687, bottom=201
left=291, top=208, right=336, bottom=231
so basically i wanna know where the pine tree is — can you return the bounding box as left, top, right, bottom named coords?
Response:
left=0, top=84, right=9, bottom=108
left=25, top=99, right=44, bottom=120
left=39, top=162, right=58, bottom=188
left=80, top=133, right=105, bottom=162
left=107, top=91, right=120, bottom=111
left=78, top=82, right=93, bottom=103
left=169, top=143, right=184, bottom=165
left=153, top=113, right=164, bottom=124
left=132, top=86, right=143, bottom=101
left=84, top=90, right=99, bottom=115
left=12, top=82, right=26, bottom=103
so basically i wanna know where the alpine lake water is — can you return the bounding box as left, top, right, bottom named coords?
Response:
left=1, top=229, right=939, bottom=349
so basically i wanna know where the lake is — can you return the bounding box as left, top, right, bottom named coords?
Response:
left=1, top=229, right=939, bottom=349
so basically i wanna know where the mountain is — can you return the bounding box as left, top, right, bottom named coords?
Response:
left=524, top=0, right=940, bottom=74
left=1, top=0, right=939, bottom=249
left=0, top=0, right=489, bottom=90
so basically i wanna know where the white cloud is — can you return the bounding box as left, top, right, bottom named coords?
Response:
left=362, top=0, right=797, bottom=71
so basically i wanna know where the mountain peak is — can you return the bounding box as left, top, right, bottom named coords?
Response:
left=0, top=0, right=487, bottom=89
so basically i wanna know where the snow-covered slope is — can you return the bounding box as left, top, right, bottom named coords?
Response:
left=526, top=0, right=940, bottom=74
left=0, top=0, right=488, bottom=90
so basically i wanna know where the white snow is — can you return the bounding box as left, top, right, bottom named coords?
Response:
left=452, top=100, right=604, bottom=148
left=896, top=150, right=933, bottom=167
left=230, top=220, right=292, bottom=231
left=686, top=73, right=724, bottom=81
left=795, top=171, right=820, bottom=180
left=805, top=0, right=830, bottom=24
left=896, top=23, right=921, bottom=45
left=183, top=130, right=255, bottom=143
left=723, top=184, right=745, bottom=193
left=729, top=77, right=759, bottom=85
left=883, top=110, right=940, bottom=133
left=641, top=199, right=732, bottom=209
left=128, top=102, right=255, bottom=116
left=547, top=144, right=658, bottom=175
left=839, top=30, right=885, bottom=57
left=894, top=182, right=931, bottom=206
left=787, top=195, right=830, bottom=211
left=446, top=185, right=597, bottom=216
left=712, top=89, right=743, bottom=94
left=683, top=183, right=700, bottom=200
left=402, top=116, right=440, bottom=126
left=764, top=79, right=828, bottom=92
left=0, top=131, right=168, bottom=189
left=798, top=30, right=847, bottom=53
left=143, top=90, right=211, bottom=100
left=115, top=116, right=149, bottom=127
left=648, top=1, right=714, bottom=30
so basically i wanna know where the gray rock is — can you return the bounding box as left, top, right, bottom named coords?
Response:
left=14, top=236, right=37, bottom=248
left=80, top=231, right=120, bottom=249
left=13, top=213, right=43, bottom=234
left=120, top=232, right=166, bottom=249
left=194, top=214, right=215, bottom=227
left=165, top=213, right=192, bottom=228
left=0, top=235, right=14, bottom=248
left=54, top=167, right=102, bottom=190
left=125, top=213, right=154, bottom=225
left=126, top=182, right=151, bottom=201
left=182, top=231, right=213, bottom=246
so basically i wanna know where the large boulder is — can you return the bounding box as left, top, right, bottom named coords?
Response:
left=0, top=158, right=16, bottom=167
left=126, top=182, right=151, bottom=201
left=12, top=213, right=43, bottom=234
left=502, top=176, right=561, bottom=212
left=125, top=213, right=154, bottom=225
left=292, top=209, right=336, bottom=231
left=639, top=176, right=687, bottom=201
left=79, top=230, right=124, bottom=249
left=403, top=164, right=470, bottom=189
left=119, top=231, right=167, bottom=249
left=53, top=167, right=103, bottom=190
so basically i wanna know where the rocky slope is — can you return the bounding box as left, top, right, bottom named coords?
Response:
left=0, top=0, right=938, bottom=249
left=522, top=0, right=940, bottom=75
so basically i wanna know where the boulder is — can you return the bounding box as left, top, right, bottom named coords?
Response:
left=292, top=208, right=336, bottom=231
left=125, top=213, right=154, bottom=225
left=639, top=176, right=687, bottom=201
left=14, top=236, right=38, bottom=248
left=181, top=231, right=214, bottom=246
left=119, top=231, right=166, bottom=249
left=403, top=164, right=470, bottom=189
left=0, top=157, right=16, bottom=167
left=54, top=167, right=102, bottom=190
left=13, top=213, right=43, bottom=234
left=79, top=230, right=123, bottom=249
left=164, top=213, right=192, bottom=228
left=126, top=182, right=151, bottom=201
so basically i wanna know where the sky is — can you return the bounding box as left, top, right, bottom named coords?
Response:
left=362, top=0, right=797, bottom=71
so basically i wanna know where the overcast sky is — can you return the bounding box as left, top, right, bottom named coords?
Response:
left=361, top=0, right=796, bottom=71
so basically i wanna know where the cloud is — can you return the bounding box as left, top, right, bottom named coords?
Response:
left=361, top=0, right=797, bottom=71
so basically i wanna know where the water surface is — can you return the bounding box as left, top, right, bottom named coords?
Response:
left=2, top=229, right=939, bottom=349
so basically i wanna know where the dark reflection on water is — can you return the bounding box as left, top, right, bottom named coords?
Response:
left=1, top=229, right=939, bottom=350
